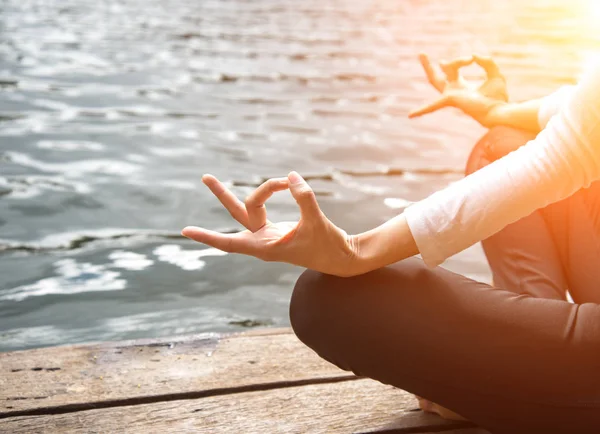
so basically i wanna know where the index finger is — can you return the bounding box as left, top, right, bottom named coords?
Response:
left=439, top=56, right=474, bottom=82
left=245, top=177, right=289, bottom=232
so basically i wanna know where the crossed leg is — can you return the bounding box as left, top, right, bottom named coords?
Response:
left=289, top=127, right=600, bottom=434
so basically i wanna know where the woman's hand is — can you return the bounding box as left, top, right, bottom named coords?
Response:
left=409, top=53, right=508, bottom=127
left=182, top=172, right=362, bottom=277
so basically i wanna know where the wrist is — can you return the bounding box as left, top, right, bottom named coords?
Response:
left=482, top=101, right=510, bottom=128
left=347, top=232, right=380, bottom=276
left=344, top=233, right=373, bottom=277
left=351, top=214, right=418, bottom=275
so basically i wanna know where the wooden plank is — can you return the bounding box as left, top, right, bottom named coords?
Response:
left=3, top=379, right=478, bottom=434
left=1, top=328, right=352, bottom=416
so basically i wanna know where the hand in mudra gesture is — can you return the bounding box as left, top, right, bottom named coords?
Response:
left=182, top=172, right=360, bottom=277
left=409, top=53, right=508, bottom=126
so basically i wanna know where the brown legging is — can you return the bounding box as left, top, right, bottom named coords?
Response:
left=289, top=127, right=600, bottom=434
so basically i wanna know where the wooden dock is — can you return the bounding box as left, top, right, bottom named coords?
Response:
left=1, top=328, right=490, bottom=433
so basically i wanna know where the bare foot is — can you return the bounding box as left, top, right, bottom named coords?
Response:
left=415, top=396, right=468, bottom=421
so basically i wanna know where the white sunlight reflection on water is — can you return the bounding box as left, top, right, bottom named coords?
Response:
left=0, top=259, right=126, bottom=302
left=3, top=0, right=600, bottom=350
left=153, top=245, right=228, bottom=271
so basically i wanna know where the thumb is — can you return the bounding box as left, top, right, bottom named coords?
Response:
left=408, top=96, right=451, bottom=118
left=473, top=54, right=501, bottom=79
left=288, top=171, right=321, bottom=220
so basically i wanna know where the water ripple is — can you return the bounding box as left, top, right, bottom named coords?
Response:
left=153, top=244, right=228, bottom=271
left=4, top=152, right=140, bottom=177
left=0, top=229, right=185, bottom=254
left=1, top=259, right=126, bottom=302
left=0, top=0, right=593, bottom=349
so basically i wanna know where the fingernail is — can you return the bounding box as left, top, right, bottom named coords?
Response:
left=288, top=171, right=302, bottom=184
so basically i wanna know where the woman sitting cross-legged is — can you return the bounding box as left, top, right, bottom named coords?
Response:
left=182, top=53, right=600, bottom=434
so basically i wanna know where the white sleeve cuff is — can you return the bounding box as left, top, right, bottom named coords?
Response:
left=537, top=85, right=576, bottom=129
left=403, top=202, right=446, bottom=268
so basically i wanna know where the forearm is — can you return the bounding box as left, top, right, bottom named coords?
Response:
left=353, top=214, right=419, bottom=273
left=350, top=100, right=544, bottom=272
left=401, top=63, right=600, bottom=267
left=484, top=99, right=543, bottom=133
left=484, top=85, right=577, bottom=135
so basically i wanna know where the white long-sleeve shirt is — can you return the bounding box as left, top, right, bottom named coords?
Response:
left=404, top=61, right=600, bottom=267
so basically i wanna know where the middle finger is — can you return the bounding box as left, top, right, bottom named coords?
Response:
left=419, top=53, right=446, bottom=92
left=203, top=174, right=251, bottom=229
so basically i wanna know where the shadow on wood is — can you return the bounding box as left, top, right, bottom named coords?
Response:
left=1, top=328, right=489, bottom=433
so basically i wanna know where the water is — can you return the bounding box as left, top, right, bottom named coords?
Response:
left=1, top=0, right=598, bottom=351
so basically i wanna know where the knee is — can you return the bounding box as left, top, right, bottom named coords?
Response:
left=289, top=258, right=434, bottom=344
left=466, top=126, right=535, bottom=176
left=289, top=268, right=331, bottom=346
left=465, top=126, right=506, bottom=176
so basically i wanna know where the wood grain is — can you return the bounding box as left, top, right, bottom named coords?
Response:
left=0, top=328, right=351, bottom=416
left=3, top=379, right=478, bottom=434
